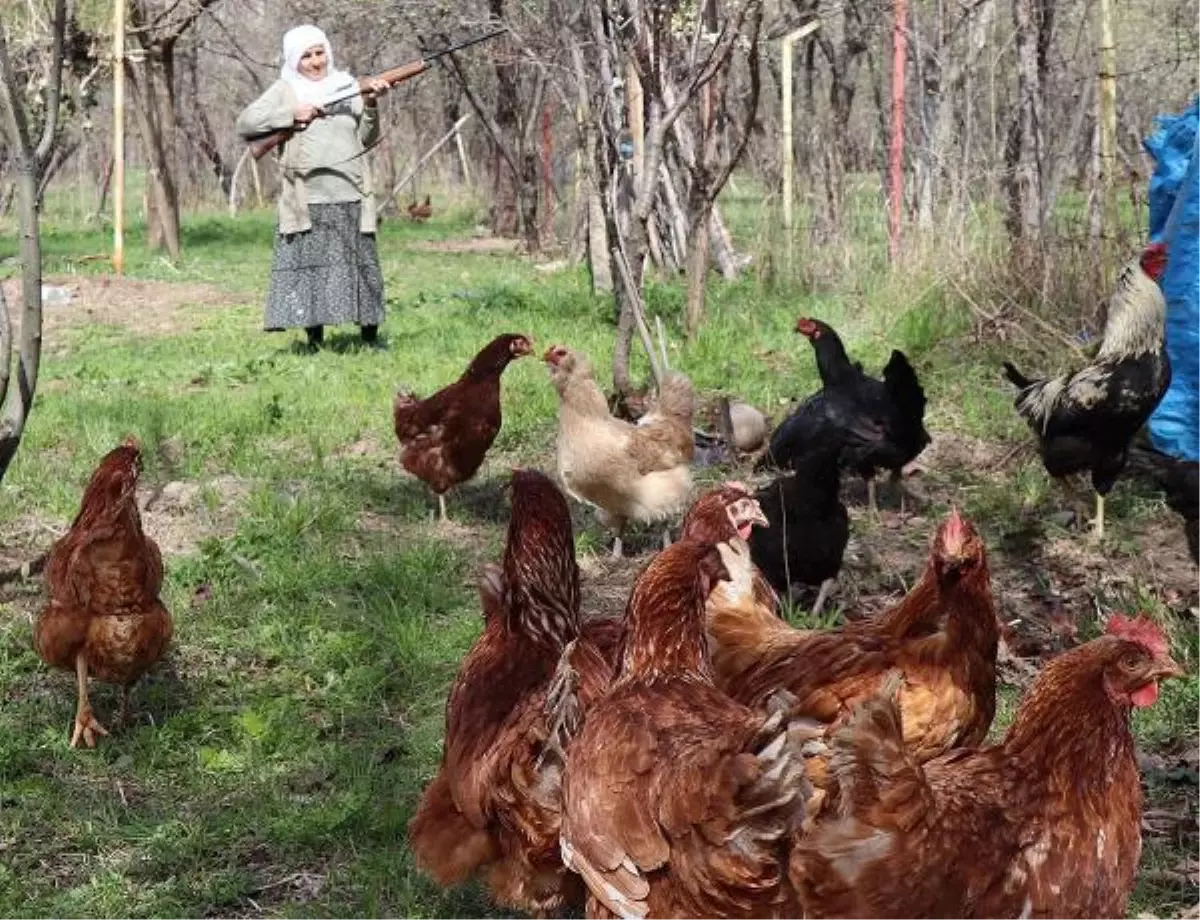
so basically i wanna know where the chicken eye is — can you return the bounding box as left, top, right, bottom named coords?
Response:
left=1119, top=653, right=1142, bottom=672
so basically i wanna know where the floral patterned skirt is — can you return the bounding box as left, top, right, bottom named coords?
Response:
left=264, top=201, right=385, bottom=331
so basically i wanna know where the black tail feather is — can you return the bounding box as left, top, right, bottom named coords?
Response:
left=1002, top=361, right=1033, bottom=390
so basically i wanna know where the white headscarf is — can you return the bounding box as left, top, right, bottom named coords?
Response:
left=280, top=25, right=357, bottom=108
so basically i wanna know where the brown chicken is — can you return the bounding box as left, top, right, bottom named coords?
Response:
left=790, top=614, right=1185, bottom=918
left=34, top=438, right=172, bottom=748
left=679, top=481, right=779, bottom=615
left=408, top=469, right=611, bottom=915
left=407, top=194, right=433, bottom=221
left=709, top=508, right=999, bottom=767
left=394, top=333, right=533, bottom=522
left=545, top=345, right=694, bottom=557
left=560, top=537, right=819, bottom=919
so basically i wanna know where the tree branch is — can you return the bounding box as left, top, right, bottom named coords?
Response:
left=661, top=0, right=759, bottom=140
left=446, top=54, right=523, bottom=181
left=710, top=2, right=763, bottom=195
left=0, top=28, right=33, bottom=154
left=34, top=0, right=67, bottom=169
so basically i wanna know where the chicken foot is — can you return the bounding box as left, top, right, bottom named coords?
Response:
left=71, top=652, right=109, bottom=749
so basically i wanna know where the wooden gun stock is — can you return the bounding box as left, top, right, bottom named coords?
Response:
left=249, top=130, right=290, bottom=161
left=247, top=60, right=431, bottom=161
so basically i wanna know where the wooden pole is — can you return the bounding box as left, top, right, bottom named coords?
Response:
left=112, top=0, right=125, bottom=275
left=888, top=0, right=907, bottom=263
left=1097, top=0, right=1118, bottom=287
left=781, top=21, right=820, bottom=270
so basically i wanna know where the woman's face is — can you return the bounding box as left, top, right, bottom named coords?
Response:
left=297, top=44, right=328, bottom=80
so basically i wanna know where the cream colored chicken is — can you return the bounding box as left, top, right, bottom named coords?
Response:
left=544, top=346, right=693, bottom=557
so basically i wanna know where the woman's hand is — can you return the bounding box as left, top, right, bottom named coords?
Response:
left=293, top=103, right=322, bottom=125
left=361, top=77, right=389, bottom=106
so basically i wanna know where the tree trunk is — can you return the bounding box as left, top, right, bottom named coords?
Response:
left=0, top=2, right=61, bottom=482
left=127, top=47, right=182, bottom=259
left=0, top=150, right=44, bottom=480
left=1005, top=0, right=1046, bottom=253
left=684, top=191, right=713, bottom=339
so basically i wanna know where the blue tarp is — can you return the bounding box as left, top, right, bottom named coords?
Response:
left=1144, top=98, right=1199, bottom=462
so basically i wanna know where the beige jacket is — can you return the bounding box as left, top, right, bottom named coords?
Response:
left=236, top=79, right=380, bottom=235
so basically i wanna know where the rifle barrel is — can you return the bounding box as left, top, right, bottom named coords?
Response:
left=245, top=28, right=506, bottom=160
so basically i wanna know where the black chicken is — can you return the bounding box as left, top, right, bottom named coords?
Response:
left=749, top=433, right=849, bottom=614
left=1126, top=446, right=1198, bottom=564
left=765, top=318, right=930, bottom=513
left=1002, top=243, right=1171, bottom=540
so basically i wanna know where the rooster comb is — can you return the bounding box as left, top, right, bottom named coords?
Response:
left=934, top=506, right=978, bottom=554
left=1106, top=613, right=1170, bottom=658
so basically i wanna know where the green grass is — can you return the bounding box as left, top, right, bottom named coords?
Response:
left=0, top=183, right=1195, bottom=917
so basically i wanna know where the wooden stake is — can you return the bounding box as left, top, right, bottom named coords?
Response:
left=1097, top=0, right=1118, bottom=288
left=112, top=0, right=125, bottom=275
left=888, top=0, right=907, bottom=263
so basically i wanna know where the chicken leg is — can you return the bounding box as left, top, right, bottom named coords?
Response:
left=811, top=578, right=837, bottom=616
left=866, top=478, right=879, bottom=518
left=437, top=493, right=448, bottom=524
left=71, top=652, right=109, bottom=749
left=1092, top=493, right=1106, bottom=541
left=117, top=684, right=132, bottom=728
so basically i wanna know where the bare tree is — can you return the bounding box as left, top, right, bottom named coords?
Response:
left=676, top=1, right=764, bottom=337
left=1004, top=0, right=1049, bottom=252
left=446, top=12, right=549, bottom=252
left=571, top=0, right=761, bottom=397
left=126, top=0, right=225, bottom=259
left=0, top=0, right=66, bottom=481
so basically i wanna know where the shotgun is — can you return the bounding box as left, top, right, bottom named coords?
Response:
left=245, top=28, right=506, bottom=161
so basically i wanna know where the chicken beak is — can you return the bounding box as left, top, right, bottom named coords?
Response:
left=731, top=498, right=768, bottom=538
left=542, top=346, right=559, bottom=365
left=1149, top=655, right=1186, bottom=681
left=747, top=502, right=769, bottom=530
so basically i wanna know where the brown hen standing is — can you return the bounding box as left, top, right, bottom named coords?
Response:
left=408, top=469, right=612, bottom=916
left=560, top=537, right=820, bottom=919
left=708, top=508, right=999, bottom=768
left=34, top=438, right=172, bottom=748
left=791, top=615, right=1184, bottom=918
left=394, top=333, right=532, bottom=522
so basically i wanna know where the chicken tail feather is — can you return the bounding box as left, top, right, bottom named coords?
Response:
left=1002, top=361, right=1033, bottom=391
left=408, top=772, right=499, bottom=885
left=825, top=672, right=932, bottom=822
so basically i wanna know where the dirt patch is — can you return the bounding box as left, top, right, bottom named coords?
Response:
left=140, top=475, right=252, bottom=557
left=0, top=476, right=251, bottom=597
left=1, top=274, right=239, bottom=344
left=579, top=553, right=646, bottom=624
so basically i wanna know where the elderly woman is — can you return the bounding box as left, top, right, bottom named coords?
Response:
left=237, top=25, right=390, bottom=349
